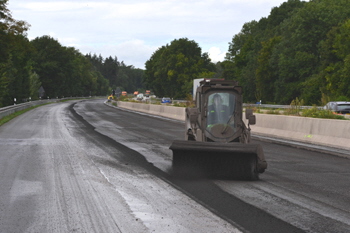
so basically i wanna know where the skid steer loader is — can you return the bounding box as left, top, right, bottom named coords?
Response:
left=169, top=79, right=267, bottom=180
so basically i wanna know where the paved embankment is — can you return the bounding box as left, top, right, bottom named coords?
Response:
left=116, top=101, right=350, bottom=151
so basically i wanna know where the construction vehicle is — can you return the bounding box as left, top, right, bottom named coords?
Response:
left=169, top=79, right=267, bottom=180
left=107, top=95, right=113, bottom=102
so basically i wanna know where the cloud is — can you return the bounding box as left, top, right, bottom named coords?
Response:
left=78, top=39, right=157, bottom=69
left=9, top=0, right=298, bottom=69
left=208, top=47, right=226, bottom=63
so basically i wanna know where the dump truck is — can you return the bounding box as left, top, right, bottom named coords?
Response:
left=169, top=79, right=267, bottom=180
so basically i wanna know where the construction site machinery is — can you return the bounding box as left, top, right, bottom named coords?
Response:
left=169, top=79, right=267, bottom=180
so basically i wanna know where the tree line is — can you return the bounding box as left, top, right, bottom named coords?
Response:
left=2, top=0, right=350, bottom=107
left=85, top=54, right=145, bottom=96
left=145, top=0, right=350, bottom=105
left=220, top=0, right=350, bottom=105
left=0, top=0, right=144, bottom=107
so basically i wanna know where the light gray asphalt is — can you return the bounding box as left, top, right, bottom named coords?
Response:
left=0, top=100, right=240, bottom=233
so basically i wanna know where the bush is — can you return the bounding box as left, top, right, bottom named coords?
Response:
left=118, top=95, right=129, bottom=101
left=302, top=107, right=346, bottom=119
left=266, top=109, right=281, bottom=115
left=284, top=97, right=304, bottom=116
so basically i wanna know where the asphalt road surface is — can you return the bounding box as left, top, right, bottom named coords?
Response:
left=0, top=99, right=349, bottom=233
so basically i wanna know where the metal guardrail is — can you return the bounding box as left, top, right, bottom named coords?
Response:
left=3, top=97, right=336, bottom=121
left=0, top=97, right=105, bottom=119
left=243, top=103, right=323, bottom=110
left=244, top=103, right=350, bottom=118
left=0, top=99, right=58, bottom=119
left=130, top=98, right=323, bottom=109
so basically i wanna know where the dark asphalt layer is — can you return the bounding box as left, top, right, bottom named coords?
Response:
left=74, top=99, right=350, bottom=233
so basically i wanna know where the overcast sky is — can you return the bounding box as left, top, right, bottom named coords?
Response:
left=8, top=0, right=295, bottom=69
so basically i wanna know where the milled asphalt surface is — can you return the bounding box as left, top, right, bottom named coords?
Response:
left=0, top=99, right=349, bottom=232
left=0, top=100, right=240, bottom=232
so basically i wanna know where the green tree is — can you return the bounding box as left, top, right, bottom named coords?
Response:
left=226, top=21, right=265, bottom=102
left=145, top=38, right=215, bottom=99
left=223, top=0, right=350, bottom=104
left=0, top=0, right=31, bottom=106
left=256, top=36, right=281, bottom=103
left=274, top=0, right=350, bottom=104
left=0, top=0, right=30, bottom=63
left=31, top=36, right=110, bottom=98
left=31, top=36, right=66, bottom=97
left=102, top=56, right=119, bottom=88
left=85, top=54, right=145, bottom=94
left=29, top=71, right=41, bottom=100
left=118, top=63, right=144, bottom=93
left=144, top=46, right=166, bottom=97
left=225, top=0, right=306, bottom=103
left=7, top=35, right=33, bottom=103
left=315, top=19, right=350, bottom=100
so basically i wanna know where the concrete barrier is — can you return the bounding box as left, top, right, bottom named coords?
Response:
left=116, top=101, right=350, bottom=151
left=117, top=101, right=185, bottom=121
left=250, top=114, right=350, bottom=151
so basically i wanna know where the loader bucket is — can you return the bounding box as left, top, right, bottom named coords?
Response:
left=170, top=140, right=267, bottom=180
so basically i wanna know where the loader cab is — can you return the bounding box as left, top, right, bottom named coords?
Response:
left=203, top=90, right=242, bottom=142
left=207, top=93, right=232, bottom=126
